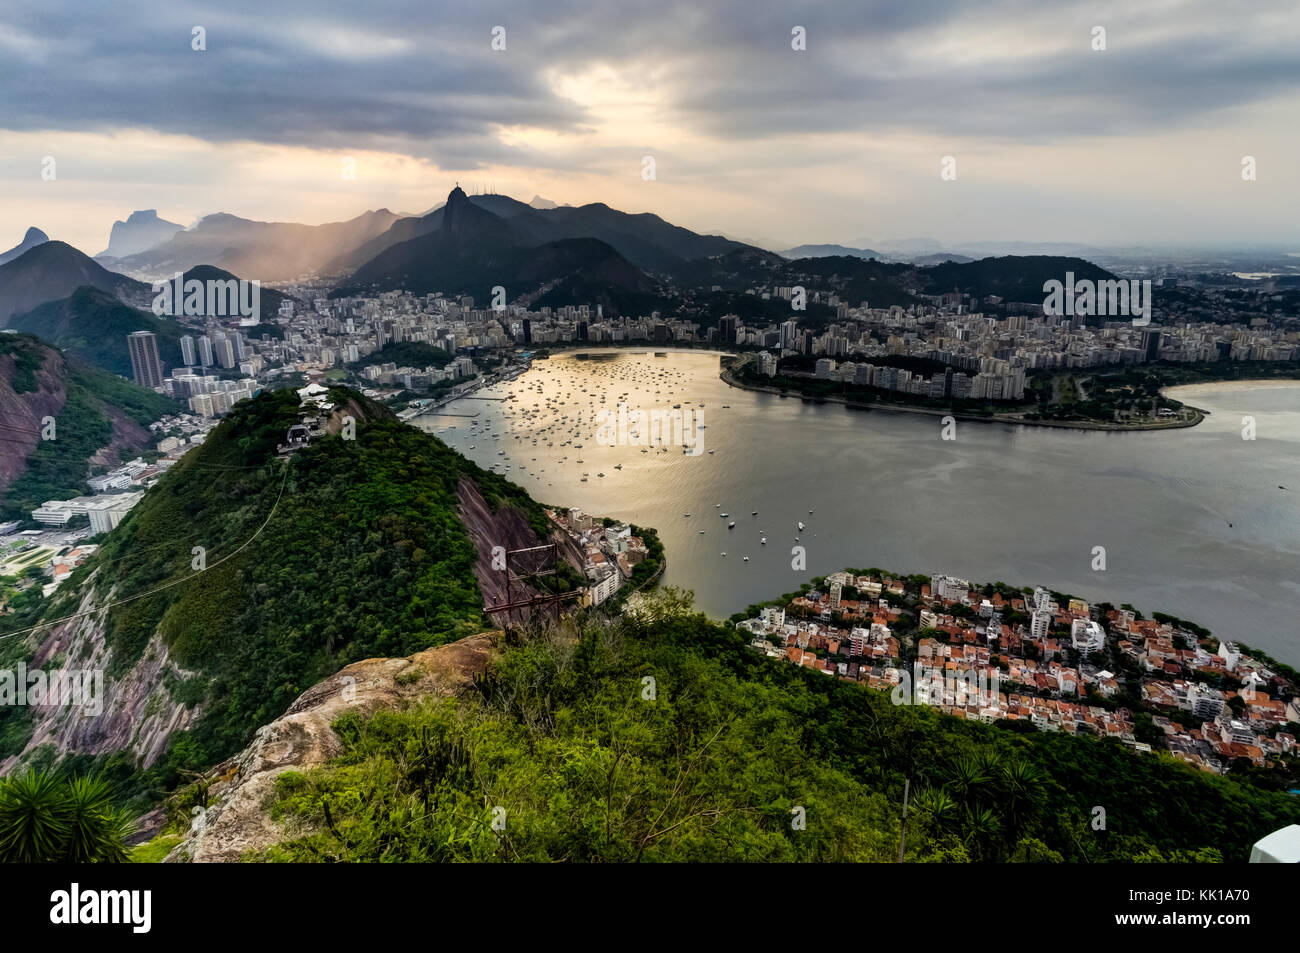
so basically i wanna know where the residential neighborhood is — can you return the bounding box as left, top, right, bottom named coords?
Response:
left=739, top=569, right=1299, bottom=777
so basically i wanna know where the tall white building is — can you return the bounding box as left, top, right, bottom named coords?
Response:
left=1030, top=609, right=1052, bottom=641
left=1070, top=618, right=1106, bottom=655
left=931, top=574, right=970, bottom=603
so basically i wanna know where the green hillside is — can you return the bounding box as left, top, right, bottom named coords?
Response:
left=51, top=386, right=562, bottom=797
left=258, top=590, right=1300, bottom=863
left=0, top=334, right=178, bottom=519
left=8, top=286, right=186, bottom=378
left=348, top=340, right=453, bottom=370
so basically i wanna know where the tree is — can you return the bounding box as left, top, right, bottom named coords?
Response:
left=0, top=771, right=134, bottom=863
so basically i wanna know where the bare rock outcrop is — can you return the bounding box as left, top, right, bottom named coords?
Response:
left=0, top=345, right=67, bottom=494
left=166, top=631, right=496, bottom=863
left=1, top=579, right=202, bottom=774
left=456, top=476, right=584, bottom=618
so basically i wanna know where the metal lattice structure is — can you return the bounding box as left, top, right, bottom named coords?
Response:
left=484, top=543, right=583, bottom=625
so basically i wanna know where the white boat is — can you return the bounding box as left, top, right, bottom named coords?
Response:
left=797, top=521, right=805, bottom=531
left=760, top=537, right=767, bottom=544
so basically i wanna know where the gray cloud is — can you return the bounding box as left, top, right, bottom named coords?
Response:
left=1, top=0, right=1297, bottom=163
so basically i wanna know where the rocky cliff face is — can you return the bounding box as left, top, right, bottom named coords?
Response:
left=0, top=337, right=163, bottom=503
left=455, top=476, right=584, bottom=618
left=0, top=344, right=66, bottom=494
left=99, top=210, right=183, bottom=260
left=0, top=578, right=202, bottom=775
left=165, top=632, right=496, bottom=862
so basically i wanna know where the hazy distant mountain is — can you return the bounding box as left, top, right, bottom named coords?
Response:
left=918, top=255, right=1117, bottom=302
left=0, top=227, right=49, bottom=266
left=99, top=208, right=404, bottom=281
left=779, top=243, right=891, bottom=261
left=0, top=241, right=149, bottom=324
left=529, top=195, right=559, bottom=209
left=950, top=240, right=1110, bottom=259
left=344, top=187, right=659, bottom=314
left=99, top=209, right=184, bottom=258
left=856, top=237, right=945, bottom=255
left=908, top=252, right=975, bottom=266
left=334, top=190, right=756, bottom=278
left=7, top=285, right=185, bottom=378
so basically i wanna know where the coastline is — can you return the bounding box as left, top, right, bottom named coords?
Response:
left=1162, top=378, right=1300, bottom=399
left=718, top=360, right=1206, bottom=432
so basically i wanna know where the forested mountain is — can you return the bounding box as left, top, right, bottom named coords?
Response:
left=8, top=286, right=186, bottom=379
left=0, top=387, right=581, bottom=802
left=0, top=333, right=177, bottom=518
left=343, top=187, right=662, bottom=314
left=0, top=242, right=149, bottom=324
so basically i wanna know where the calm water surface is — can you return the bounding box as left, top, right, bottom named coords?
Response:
left=417, top=351, right=1300, bottom=664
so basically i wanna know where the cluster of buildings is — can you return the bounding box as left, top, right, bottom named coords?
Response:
left=167, top=371, right=260, bottom=417
left=122, top=265, right=1298, bottom=426
left=358, top=355, right=478, bottom=392
left=739, top=569, right=1299, bottom=775
left=29, top=410, right=215, bottom=531
left=546, top=507, right=649, bottom=607
left=804, top=355, right=1029, bottom=401
left=40, top=543, right=99, bottom=597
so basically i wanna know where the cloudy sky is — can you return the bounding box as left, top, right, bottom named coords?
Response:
left=1, top=0, right=1297, bottom=254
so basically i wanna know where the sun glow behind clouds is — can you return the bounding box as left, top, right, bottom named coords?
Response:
left=1, top=0, right=1298, bottom=251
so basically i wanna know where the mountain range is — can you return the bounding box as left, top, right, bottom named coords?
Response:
left=0, top=189, right=1138, bottom=353
left=778, top=243, right=892, bottom=261
left=97, top=208, right=405, bottom=281
left=330, top=187, right=752, bottom=280
left=99, top=210, right=184, bottom=259
left=339, top=186, right=664, bottom=314
left=0, top=227, right=49, bottom=267
left=0, top=241, right=149, bottom=324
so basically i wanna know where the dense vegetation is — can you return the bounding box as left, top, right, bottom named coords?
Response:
left=253, top=590, right=1300, bottom=862
left=8, top=286, right=185, bottom=379
left=36, top=387, right=563, bottom=806
left=348, top=340, right=453, bottom=370
left=0, top=771, right=134, bottom=862
left=0, top=336, right=179, bottom=519
left=1027, top=360, right=1300, bottom=423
